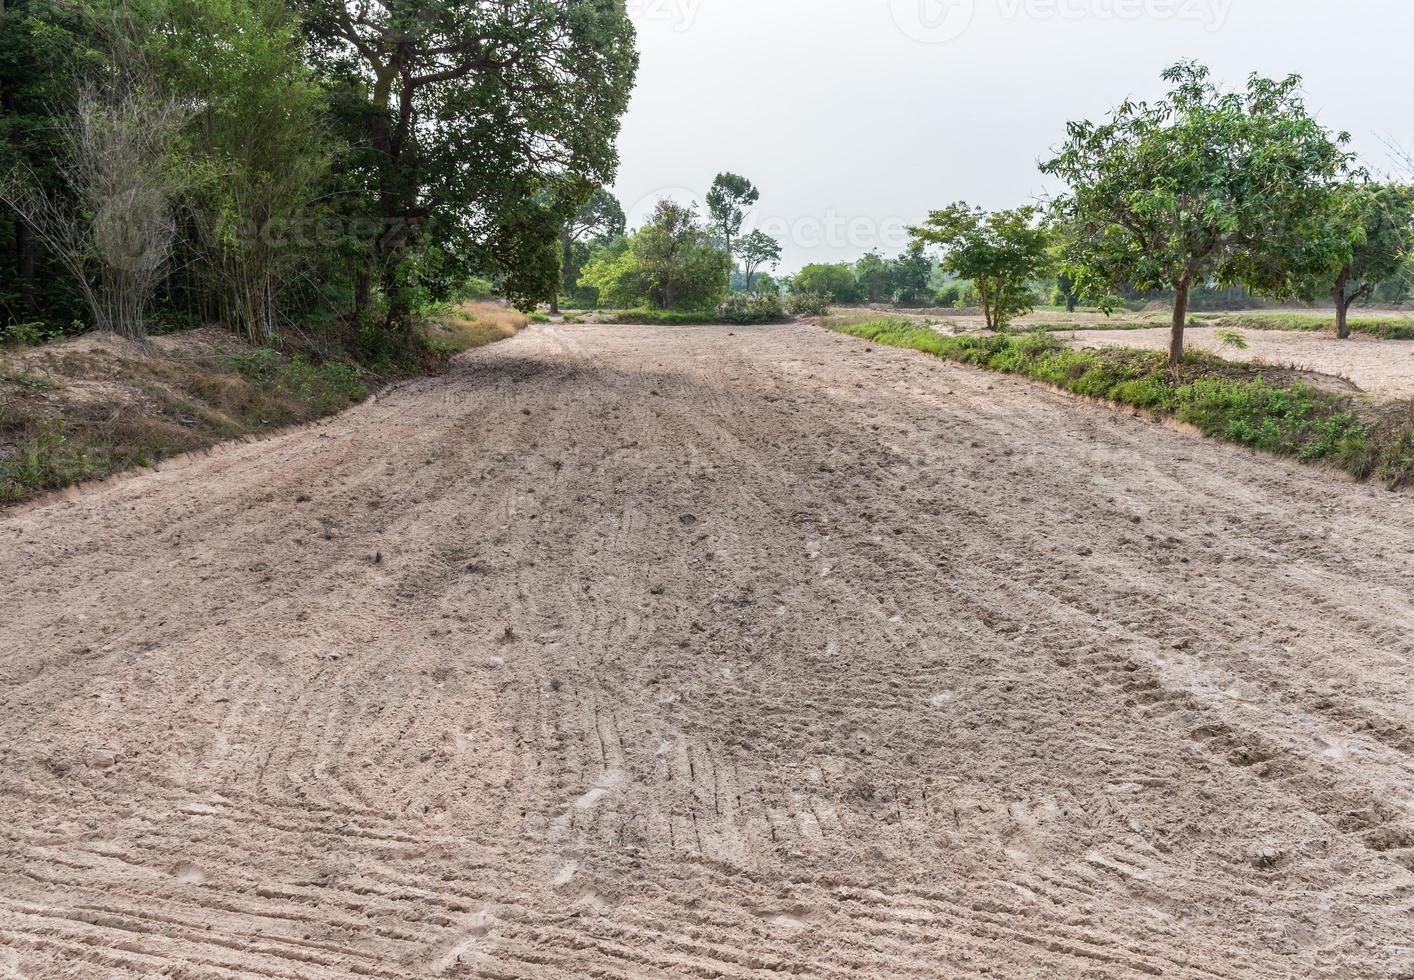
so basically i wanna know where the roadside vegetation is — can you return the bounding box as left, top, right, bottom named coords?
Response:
left=832, top=318, right=1414, bottom=489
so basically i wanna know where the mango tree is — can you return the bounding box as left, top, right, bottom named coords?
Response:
left=909, top=203, right=1050, bottom=332
left=1042, top=62, right=1351, bottom=365
left=1326, top=182, right=1414, bottom=339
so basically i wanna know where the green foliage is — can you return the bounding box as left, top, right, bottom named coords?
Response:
left=1216, top=329, right=1249, bottom=352
left=705, top=171, right=759, bottom=260
left=909, top=203, right=1051, bottom=331
left=580, top=200, right=729, bottom=310
left=1322, top=182, right=1414, bottom=336
left=829, top=317, right=1413, bottom=487
left=736, top=230, right=782, bottom=293
left=784, top=291, right=831, bottom=316
left=1044, top=61, right=1353, bottom=362
left=935, top=285, right=964, bottom=308
left=0, top=320, right=65, bottom=346
left=578, top=245, right=640, bottom=309
left=792, top=263, right=862, bottom=303
left=304, top=0, right=639, bottom=328
left=890, top=244, right=934, bottom=305
left=718, top=292, right=787, bottom=324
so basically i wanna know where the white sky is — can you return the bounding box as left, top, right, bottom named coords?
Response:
left=611, top=0, right=1414, bottom=274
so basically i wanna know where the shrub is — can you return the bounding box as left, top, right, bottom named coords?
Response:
left=784, top=291, right=832, bottom=317
left=719, top=293, right=787, bottom=324
left=792, top=263, right=863, bottom=303
left=935, top=285, right=963, bottom=308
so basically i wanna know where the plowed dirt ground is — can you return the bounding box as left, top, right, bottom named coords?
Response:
left=4, top=322, right=1414, bottom=978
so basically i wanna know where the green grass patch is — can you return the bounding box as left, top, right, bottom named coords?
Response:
left=610, top=309, right=725, bottom=325
left=1192, top=311, right=1414, bottom=340
left=830, top=317, right=1414, bottom=489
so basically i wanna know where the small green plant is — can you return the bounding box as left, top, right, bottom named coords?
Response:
left=527, top=311, right=551, bottom=324
left=0, top=321, right=66, bottom=347
left=1216, top=329, right=1249, bottom=352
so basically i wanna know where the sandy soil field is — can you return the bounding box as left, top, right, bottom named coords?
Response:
left=4, top=321, right=1414, bottom=978
left=1062, top=326, right=1414, bottom=400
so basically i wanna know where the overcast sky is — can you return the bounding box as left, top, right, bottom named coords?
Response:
left=610, top=0, right=1414, bottom=274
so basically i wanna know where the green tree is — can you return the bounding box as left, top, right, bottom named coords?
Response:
left=1324, top=182, right=1414, bottom=339
left=855, top=251, right=889, bottom=303
left=1054, top=270, right=1080, bottom=312
left=580, top=200, right=728, bottom=310
left=633, top=199, right=729, bottom=309
left=304, top=0, right=638, bottom=327
left=143, top=0, right=331, bottom=341
left=909, top=203, right=1050, bottom=331
left=1043, top=61, right=1352, bottom=364
left=888, top=244, right=933, bottom=305
left=792, top=262, right=861, bottom=303
left=705, top=171, right=758, bottom=279
left=736, top=229, right=781, bottom=294
left=556, top=187, right=624, bottom=311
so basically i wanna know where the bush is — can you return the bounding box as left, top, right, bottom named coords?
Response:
left=935, top=285, right=963, bottom=308
left=792, top=263, right=863, bottom=303
left=719, top=293, right=787, bottom=324
left=784, top=291, right=832, bottom=317
left=0, top=321, right=66, bottom=347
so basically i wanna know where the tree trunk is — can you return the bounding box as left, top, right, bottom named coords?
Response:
left=15, top=216, right=34, bottom=314
left=549, top=293, right=559, bottom=315
left=1169, top=282, right=1190, bottom=366
left=1333, top=272, right=1351, bottom=340
left=353, top=269, right=370, bottom=319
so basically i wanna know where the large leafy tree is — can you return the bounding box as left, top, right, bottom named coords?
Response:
left=705, top=171, right=758, bottom=277
left=909, top=203, right=1050, bottom=331
left=304, top=0, right=638, bottom=326
left=888, top=243, right=933, bottom=305
left=736, top=229, right=780, bottom=294
left=631, top=199, right=728, bottom=310
left=791, top=263, right=861, bottom=303
left=1043, top=62, right=1352, bottom=364
left=579, top=199, right=728, bottom=310
left=555, top=186, right=623, bottom=310
left=1323, top=182, right=1414, bottom=339
left=855, top=251, right=889, bottom=303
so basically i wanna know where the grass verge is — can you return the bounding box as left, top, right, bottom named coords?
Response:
left=831, top=318, right=1414, bottom=489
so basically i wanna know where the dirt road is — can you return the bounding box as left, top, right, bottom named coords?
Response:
left=4, top=322, right=1414, bottom=979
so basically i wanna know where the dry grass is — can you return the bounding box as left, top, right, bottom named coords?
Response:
left=0, top=331, right=368, bottom=506
left=426, top=301, right=530, bottom=354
